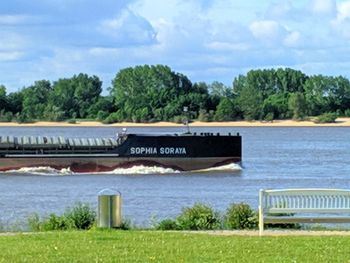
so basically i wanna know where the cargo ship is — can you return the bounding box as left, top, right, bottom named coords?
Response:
left=0, top=131, right=242, bottom=172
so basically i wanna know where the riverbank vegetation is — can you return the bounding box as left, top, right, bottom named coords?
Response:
left=1, top=202, right=348, bottom=261
left=1, top=65, right=350, bottom=124
left=21, top=202, right=298, bottom=232
left=1, top=230, right=350, bottom=262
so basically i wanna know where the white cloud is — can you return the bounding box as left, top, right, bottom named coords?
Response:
left=283, top=31, right=301, bottom=47
left=309, top=0, right=336, bottom=15
left=0, top=32, right=26, bottom=51
left=2, top=0, right=350, bottom=91
left=98, top=9, right=157, bottom=46
left=249, top=20, right=286, bottom=45
left=335, top=0, right=350, bottom=20
left=331, top=1, right=350, bottom=39
left=265, top=1, right=294, bottom=18
left=0, top=51, right=23, bottom=61
left=206, top=41, right=250, bottom=51
left=0, top=15, right=30, bottom=25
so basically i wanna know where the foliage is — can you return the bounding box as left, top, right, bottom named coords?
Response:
left=27, top=203, right=96, bottom=231
left=64, top=202, right=96, bottom=230
left=214, top=98, right=236, bottom=121
left=288, top=92, right=307, bottom=120
left=224, top=202, right=258, bottom=229
left=1, top=66, right=350, bottom=123
left=67, top=119, right=76, bottom=124
left=175, top=203, right=221, bottom=230
left=155, top=219, right=178, bottom=230
left=0, top=110, right=13, bottom=122
left=314, top=112, right=338, bottom=123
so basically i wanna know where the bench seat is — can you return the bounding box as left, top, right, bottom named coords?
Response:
left=259, top=189, right=350, bottom=235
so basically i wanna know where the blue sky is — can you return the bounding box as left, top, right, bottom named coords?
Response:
left=1, top=0, right=350, bottom=92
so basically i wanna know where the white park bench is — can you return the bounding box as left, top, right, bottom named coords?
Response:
left=259, top=189, right=350, bottom=235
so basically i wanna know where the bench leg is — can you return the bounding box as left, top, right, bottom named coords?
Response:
left=259, top=205, right=264, bottom=236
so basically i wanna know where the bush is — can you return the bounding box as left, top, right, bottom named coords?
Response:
left=175, top=203, right=221, bottom=230
left=264, top=112, right=274, bottom=122
left=156, top=219, right=178, bottom=230
left=96, top=110, right=109, bottom=121
left=314, top=112, right=337, bottom=123
left=0, top=110, right=13, bottom=122
left=103, top=112, right=121, bottom=124
left=43, top=214, right=74, bottom=231
left=27, top=203, right=96, bottom=231
left=64, top=202, right=96, bottom=230
left=67, top=119, right=76, bottom=124
left=173, top=115, right=187, bottom=124
left=225, top=203, right=258, bottom=229
left=197, top=109, right=210, bottom=122
left=344, top=109, right=350, bottom=117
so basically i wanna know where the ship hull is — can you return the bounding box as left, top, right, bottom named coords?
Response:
left=0, top=132, right=242, bottom=173
left=0, top=156, right=241, bottom=172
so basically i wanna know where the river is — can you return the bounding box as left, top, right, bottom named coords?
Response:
left=1, top=126, right=350, bottom=228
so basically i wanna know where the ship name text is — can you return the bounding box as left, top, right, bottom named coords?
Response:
left=130, top=147, right=187, bottom=155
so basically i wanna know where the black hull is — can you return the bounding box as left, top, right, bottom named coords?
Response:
left=0, top=132, right=242, bottom=172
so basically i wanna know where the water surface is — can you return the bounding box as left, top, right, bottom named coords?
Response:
left=1, top=126, right=350, bottom=227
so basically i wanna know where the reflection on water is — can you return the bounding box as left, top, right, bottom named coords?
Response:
left=1, top=126, right=350, bottom=228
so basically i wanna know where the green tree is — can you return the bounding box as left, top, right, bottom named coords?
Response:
left=48, top=74, right=102, bottom=119
left=288, top=92, right=307, bottom=120
left=7, top=91, right=23, bottom=114
left=111, top=65, right=202, bottom=122
left=21, top=80, right=52, bottom=119
left=214, top=98, right=236, bottom=121
left=73, top=73, right=102, bottom=118
left=262, top=93, right=290, bottom=119
left=234, top=75, right=263, bottom=120
left=0, top=85, right=7, bottom=111
left=303, top=75, right=332, bottom=115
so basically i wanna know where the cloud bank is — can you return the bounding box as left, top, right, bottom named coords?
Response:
left=1, top=0, right=350, bottom=92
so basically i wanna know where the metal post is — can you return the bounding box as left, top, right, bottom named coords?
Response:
left=259, top=189, right=264, bottom=236
left=98, top=189, right=122, bottom=228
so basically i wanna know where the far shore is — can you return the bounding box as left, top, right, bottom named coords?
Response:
left=1, top=118, right=350, bottom=127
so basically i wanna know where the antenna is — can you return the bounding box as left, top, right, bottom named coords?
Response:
left=183, top=106, right=190, bottom=133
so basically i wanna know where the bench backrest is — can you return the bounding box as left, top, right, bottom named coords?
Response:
left=260, top=189, right=350, bottom=214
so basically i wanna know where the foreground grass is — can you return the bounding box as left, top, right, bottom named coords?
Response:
left=0, top=230, right=350, bottom=262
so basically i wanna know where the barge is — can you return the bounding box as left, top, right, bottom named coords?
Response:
left=0, top=131, right=242, bottom=172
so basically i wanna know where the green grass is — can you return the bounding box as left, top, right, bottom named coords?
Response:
left=0, top=230, right=350, bottom=262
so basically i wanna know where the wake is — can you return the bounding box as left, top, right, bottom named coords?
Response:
left=0, top=163, right=242, bottom=175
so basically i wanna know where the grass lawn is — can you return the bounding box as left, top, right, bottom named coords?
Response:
left=0, top=230, right=350, bottom=262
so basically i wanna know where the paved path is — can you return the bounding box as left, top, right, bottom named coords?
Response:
left=192, top=230, right=350, bottom=236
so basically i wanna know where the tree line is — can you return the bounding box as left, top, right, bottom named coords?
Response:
left=1, top=65, right=350, bottom=123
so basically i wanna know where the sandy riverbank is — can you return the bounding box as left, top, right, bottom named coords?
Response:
left=1, top=118, right=350, bottom=127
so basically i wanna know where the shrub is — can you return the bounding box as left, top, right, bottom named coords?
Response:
left=198, top=109, right=211, bottom=122
left=27, top=213, right=43, bottom=231
left=96, top=110, right=109, bottom=121
left=314, top=112, right=337, bottom=123
left=103, top=112, right=121, bottom=124
left=27, top=203, right=96, bottom=231
left=264, top=112, right=274, bottom=122
left=225, top=203, right=258, bottom=229
left=156, top=219, right=178, bottom=230
left=42, top=214, right=74, bottom=231
left=67, top=119, right=76, bottom=124
left=344, top=109, right=350, bottom=117
left=175, top=203, right=221, bottom=230
left=0, top=110, right=13, bottom=122
left=64, top=202, right=96, bottom=230
left=173, top=115, right=187, bottom=124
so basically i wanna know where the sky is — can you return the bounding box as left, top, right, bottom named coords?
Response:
left=1, top=0, right=350, bottom=92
